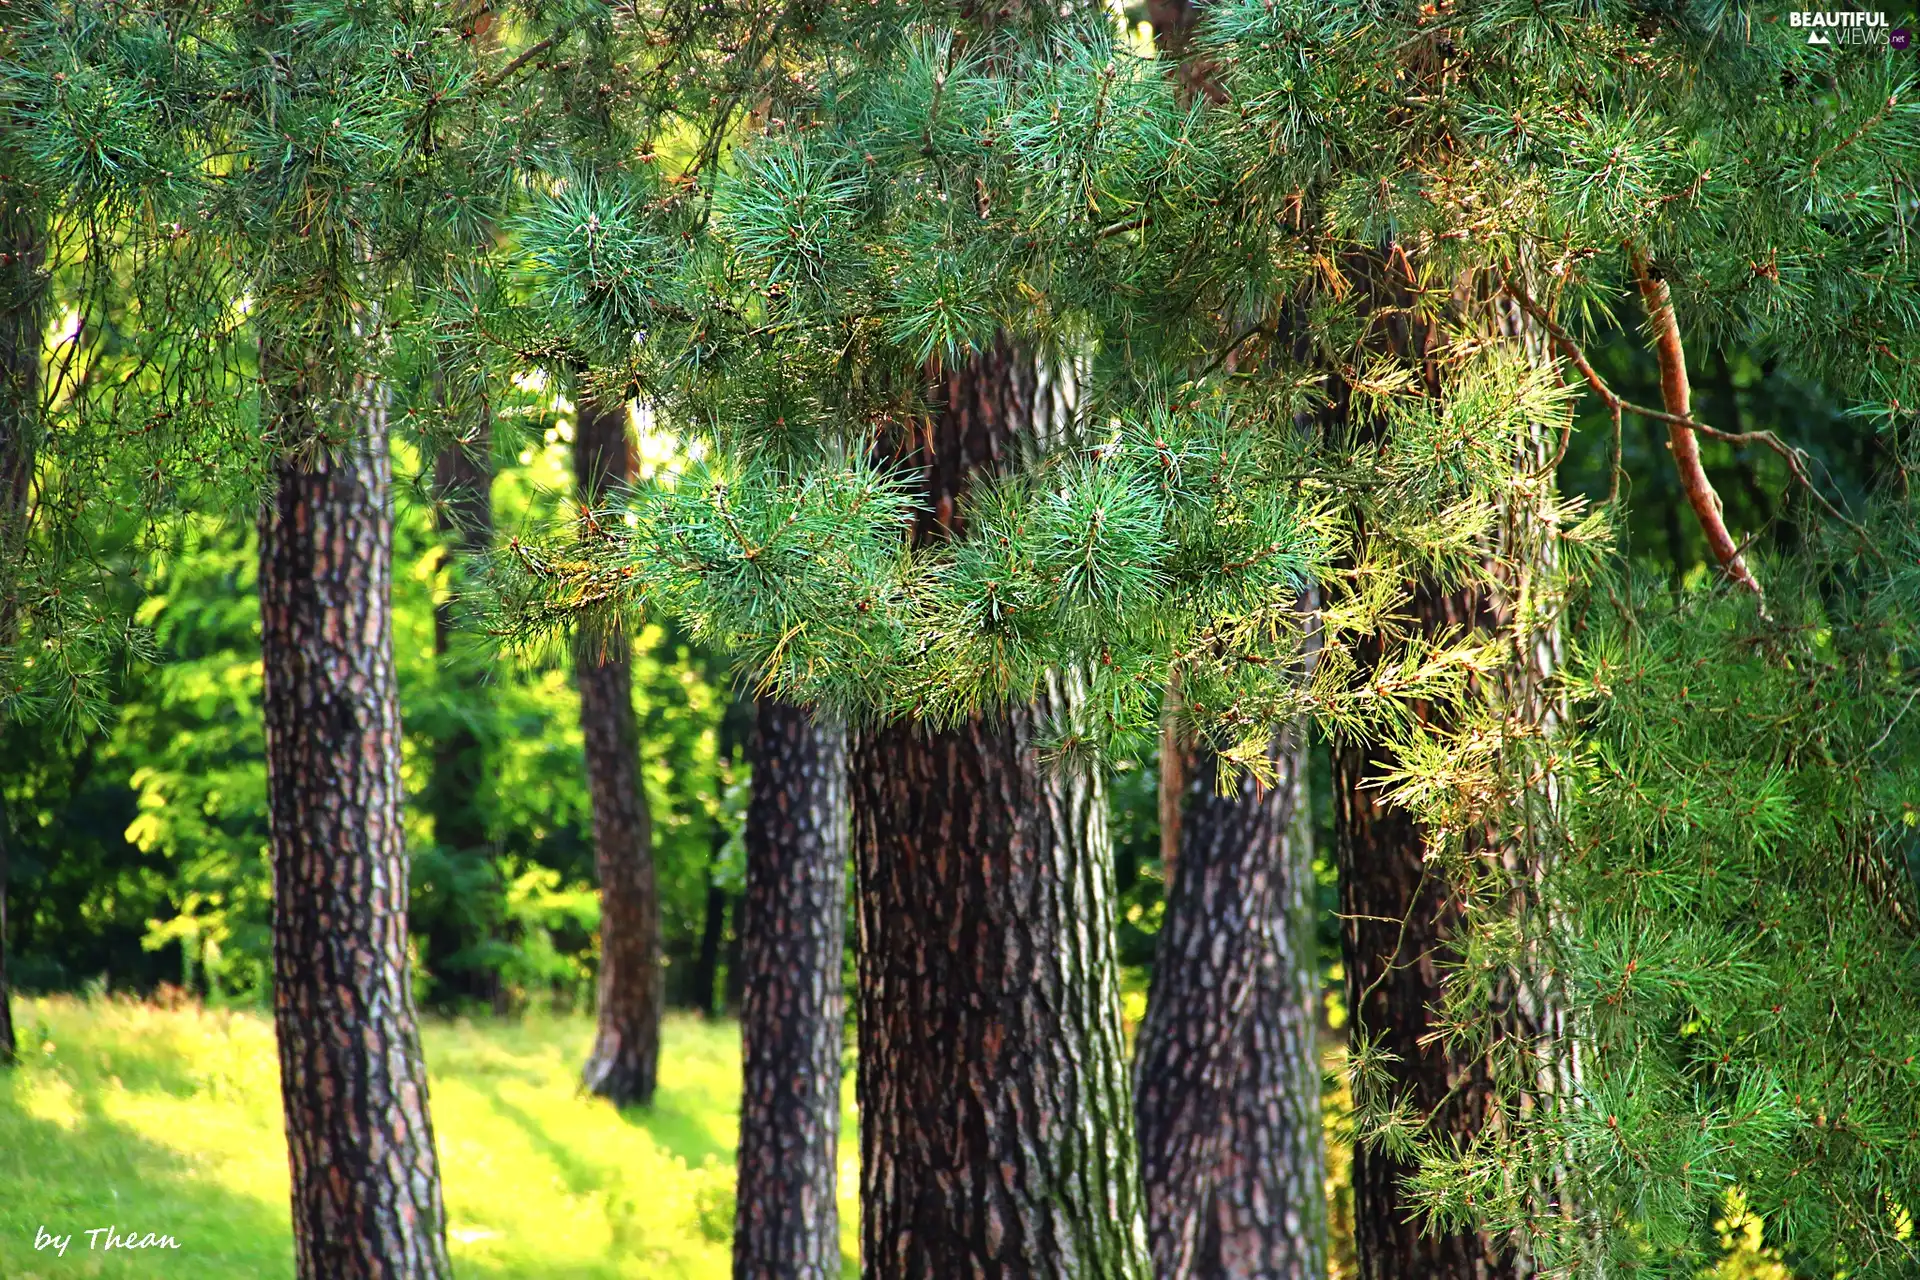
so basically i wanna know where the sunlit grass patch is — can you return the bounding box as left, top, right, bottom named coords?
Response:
left=1, top=996, right=858, bottom=1278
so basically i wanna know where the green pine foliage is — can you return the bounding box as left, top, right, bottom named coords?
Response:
left=477, top=0, right=1920, bottom=1270
left=8, top=0, right=1920, bottom=1269
left=1, top=0, right=774, bottom=1006
left=1398, top=489, right=1920, bottom=1276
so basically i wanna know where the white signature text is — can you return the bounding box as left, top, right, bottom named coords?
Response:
left=35, top=1224, right=182, bottom=1255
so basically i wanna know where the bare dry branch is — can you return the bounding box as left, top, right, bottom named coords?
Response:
left=1628, top=245, right=1766, bottom=603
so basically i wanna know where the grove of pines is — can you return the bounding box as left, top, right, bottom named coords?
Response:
left=1, top=3, right=1916, bottom=1280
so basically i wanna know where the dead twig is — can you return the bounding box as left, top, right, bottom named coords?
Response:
left=1626, top=245, right=1765, bottom=604
left=1503, top=263, right=1874, bottom=585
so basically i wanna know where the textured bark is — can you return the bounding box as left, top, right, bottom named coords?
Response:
left=0, top=190, right=46, bottom=1068
left=734, top=697, right=849, bottom=1280
left=1629, top=249, right=1763, bottom=601
left=419, top=411, right=498, bottom=1005
left=573, top=393, right=662, bottom=1107
left=1331, top=285, right=1557, bottom=1280
left=1334, top=586, right=1515, bottom=1280
left=258, top=357, right=452, bottom=1280
left=1134, top=735, right=1326, bottom=1280
left=852, top=339, right=1151, bottom=1280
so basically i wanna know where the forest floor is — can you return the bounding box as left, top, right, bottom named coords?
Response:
left=0, top=995, right=858, bottom=1279
left=1, top=994, right=1787, bottom=1279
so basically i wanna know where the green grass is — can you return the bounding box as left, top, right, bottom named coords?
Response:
left=2, top=994, right=1785, bottom=1279
left=1, top=995, right=859, bottom=1279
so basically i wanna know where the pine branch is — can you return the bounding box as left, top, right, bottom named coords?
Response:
left=1505, top=269, right=1872, bottom=569
left=1627, top=245, right=1765, bottom=604
left=480, top=37, right=559, bottom=93
left=1157, top=665, right=1183, bottom=880
left=1807, top=93, right=1898, bottom=181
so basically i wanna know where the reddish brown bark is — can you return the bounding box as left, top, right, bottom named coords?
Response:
left=852, top=340, right=1150, bottom=1280
left=734, top=697, right=848, bottom=1280
left=1134, top=735, right=1326, bottom=1279
left=853, top=698, right=1148, bottom=1280
left=1156, top=672, right=1185, bottom=885
left=1629, top=249, right=1764, bottom=601
left=258, top=356, right=452, bottom=1280
left=573, top=393, right=662, bottom=1107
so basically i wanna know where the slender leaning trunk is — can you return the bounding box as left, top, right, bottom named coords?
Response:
left=0, top=195, right=44, bottom=1068
left=573, top=393, right=662, bottom=1107
left=691, top=835, right=729, bottom=1017
left=853, top=342, right=1152, bottom=1280
left=258, top=356, right=452, bottom=1280
left=1134, top=735, right=1326, bottom=1279
left=734, top=697, right=848, bottom=1280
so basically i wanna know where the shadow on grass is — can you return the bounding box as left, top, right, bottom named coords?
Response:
left=478, top=1077, right=731, bottom=1184
left=481, top=1087, right=609, bottom=1197
left=614, top=1090, right=732, bottom=1170
left=420, top=1016, right=577, bottom=1090
left=0, top=1073, right=293, bottom=1278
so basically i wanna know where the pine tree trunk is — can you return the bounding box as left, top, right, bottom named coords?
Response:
left=1334, top=589, right=1515, bottom=1280
left=258, top=355, right=452, bottom=1280
left=573, top=393, right=662, bottom=1107
left=1332, top=287, right=1557, bottom=1280
left=421, top=413, right=497, bottom=1005
left=0, top=191, right=46, bottom=1068
left=1134, top=734, right=1326, bottom=1280
left=734, top=697, right=848, bottom=1280
left=852, top=340, right=1152, bottom=1280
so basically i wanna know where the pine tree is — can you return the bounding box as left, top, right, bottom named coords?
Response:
left=851, top=340, right=1153, bottom=1279
left=1123, top=1, right=1327, bottom=1268
left=734, top=696, right=848, bottom=1280
left=573, top=392, right=664, bottom=1107
left=1332, top=283, right=1562, bottom=1280
left=244, top=7, right=464, bottom=1267
left=418, top=0, right=1920, bottom=1270
left=1335, top=623, right=1519, bottom=1278
left=258, top=345, right=453, bottom=1280
left=2, top=1, right=534, bottom=1267
left=1133, top=733, right=1326, bottom=1279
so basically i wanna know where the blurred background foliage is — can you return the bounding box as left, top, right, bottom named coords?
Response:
left=1, top=395, right=743, bottom=1015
